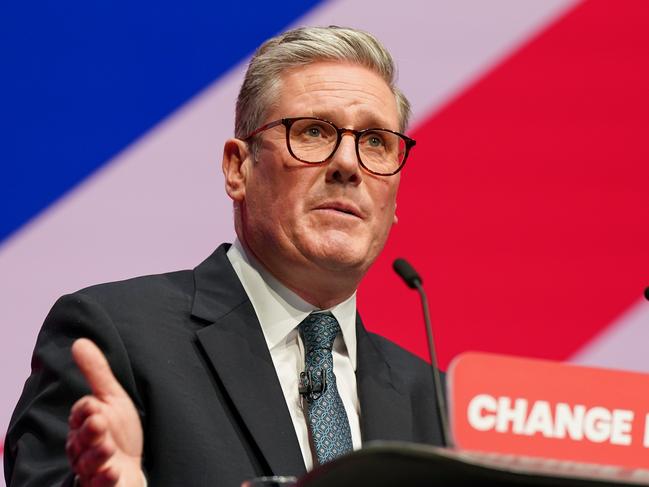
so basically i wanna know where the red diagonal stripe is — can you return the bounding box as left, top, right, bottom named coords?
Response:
left=360, top=0, right=649, bottom=369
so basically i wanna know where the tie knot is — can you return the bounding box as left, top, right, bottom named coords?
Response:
left=299, top=312, right=340, bottom=353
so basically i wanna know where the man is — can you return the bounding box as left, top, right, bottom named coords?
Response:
left=5, top=26, right=444, bottom=486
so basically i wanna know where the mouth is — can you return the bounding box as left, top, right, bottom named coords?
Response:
left=314, top=201, right=364, bottom=219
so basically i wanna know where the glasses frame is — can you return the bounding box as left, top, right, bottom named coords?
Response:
left=242, top=116, right=416, bottom=176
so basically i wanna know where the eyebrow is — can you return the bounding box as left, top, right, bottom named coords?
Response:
left=310, top=109, right=396, bottom=130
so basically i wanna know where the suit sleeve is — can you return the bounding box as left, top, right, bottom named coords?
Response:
left=4, top=292, right=145, bottom=487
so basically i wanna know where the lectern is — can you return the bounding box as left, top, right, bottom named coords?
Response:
left=298, top=442, right=649, bottom=486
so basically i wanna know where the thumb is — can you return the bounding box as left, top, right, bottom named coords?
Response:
left=72, top=338, right=126, bottom=399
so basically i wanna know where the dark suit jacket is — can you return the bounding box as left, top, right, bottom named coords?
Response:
left=5, top=244, right=444, bottom=486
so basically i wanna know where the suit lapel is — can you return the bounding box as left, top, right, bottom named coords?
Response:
left=191, top=245, right=306, bottom=477
left=355, top=314, right=413, bottom=443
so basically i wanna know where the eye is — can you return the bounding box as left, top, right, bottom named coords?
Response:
left=290, top=119, right=336, bottom=142
left=305, top=125, right=323, bottom=137
left=367, top=135, right=384, bottom=147
left=363, top=131, right=386, bottom=148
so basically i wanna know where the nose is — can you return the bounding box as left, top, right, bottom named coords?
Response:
left=326, top=131, right=361, bottom=185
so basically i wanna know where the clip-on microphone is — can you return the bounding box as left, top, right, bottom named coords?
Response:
left=299, top=369, right=327, bottom=402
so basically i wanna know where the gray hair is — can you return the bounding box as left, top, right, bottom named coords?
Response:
left=235, top=26, right=411, bottom=143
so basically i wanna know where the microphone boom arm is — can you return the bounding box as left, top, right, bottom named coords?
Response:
left=393, top=258, right=451, bottom=447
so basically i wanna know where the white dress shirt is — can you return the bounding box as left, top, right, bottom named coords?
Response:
left=226, top=240, right=362, bottom=470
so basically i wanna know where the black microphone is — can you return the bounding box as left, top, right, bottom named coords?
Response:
left=393, top=258, right=422, bottom=289
left=393, top=258, right=450, bottom=447
left=645, top=287, right=649, bottom=301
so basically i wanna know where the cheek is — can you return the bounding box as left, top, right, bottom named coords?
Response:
left=375, top=183, right=398, bottom=217
left=242, top=174, right=281, bottom=235
left=369, top=184, right=399, bottom=240
left=376, top=207, right=396, bottom=241
left=249, top=177, right=309, bottom=237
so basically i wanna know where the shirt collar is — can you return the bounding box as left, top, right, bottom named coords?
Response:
left=226, top=239, right=357, bottom=370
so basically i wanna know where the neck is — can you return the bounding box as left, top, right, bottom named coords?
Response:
left=237, top=238, right=360, bottom=310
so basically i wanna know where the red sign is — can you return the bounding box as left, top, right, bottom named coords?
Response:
left=448, top=352, right=649, bottom=469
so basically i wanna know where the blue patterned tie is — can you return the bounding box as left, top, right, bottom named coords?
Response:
left=299, top=312, right=353, bottom=465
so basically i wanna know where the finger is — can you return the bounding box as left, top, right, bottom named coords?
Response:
left=68, top=413, right=107, bottom=468
left=66, top=429, right=82, bottom=466
left=72, top=339, right=126, bottom=399
left=69, top=395, right=102, bottom=429
left=68, top=397, right=101, bottom=465
left=77, top=413, right=108, bottom=449
left=74, top=437, right=116, bottom=478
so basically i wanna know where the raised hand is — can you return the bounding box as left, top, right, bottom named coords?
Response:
left=66, top=338, right=145, bottom=487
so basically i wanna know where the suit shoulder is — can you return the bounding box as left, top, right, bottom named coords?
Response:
left=77, top=269, right=192, bottom=299
left=63, top=269, right=195, bottom=321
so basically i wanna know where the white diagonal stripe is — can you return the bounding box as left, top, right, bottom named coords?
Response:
left=570, top=298, right=649, bottom=373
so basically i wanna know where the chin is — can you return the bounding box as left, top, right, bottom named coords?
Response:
left=303, top=233, right=375, bottom=273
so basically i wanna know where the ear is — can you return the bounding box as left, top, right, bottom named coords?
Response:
left=222, top=138, right=251, bottom=202
left=393, top=202, right=399, bottom=224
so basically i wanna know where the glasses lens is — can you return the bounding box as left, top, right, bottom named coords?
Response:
left=288, top=119, right=338, bottom=163
left=358, top=130, right=406, bottom=175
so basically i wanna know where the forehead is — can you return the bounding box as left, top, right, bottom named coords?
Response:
left=273, top=61, right=399, bottom=130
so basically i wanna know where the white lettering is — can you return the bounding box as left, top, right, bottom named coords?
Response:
left=495, top=396, right=527, bottom=434
left=553, top=403, right=585, bottom=440
left=610, top=409, right=634, bottom=446
left=464, top=394, right=635, bottom=446
left=583, top=407, right=611, bottom=443
left=644, top=413, right=649, bottom=448
left=467, top=394, right=497, bottom=431
left=522, top=400, right=553, bottom=437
